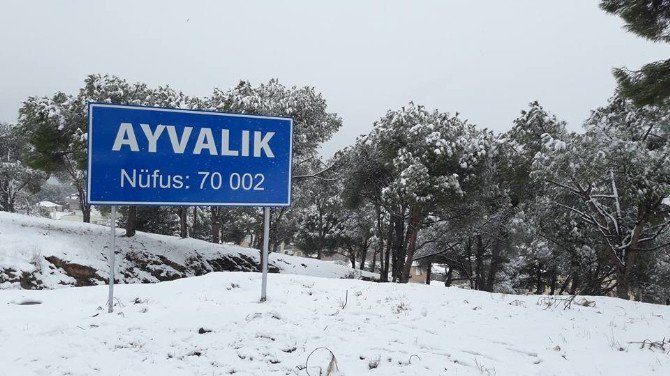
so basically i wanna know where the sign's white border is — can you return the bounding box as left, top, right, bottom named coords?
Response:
left=87, top=103, right=293, bottom=207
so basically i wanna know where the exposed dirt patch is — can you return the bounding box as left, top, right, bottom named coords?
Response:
left=0, top=267, right=44, bottom=289
left=125, top=252, right=185, bottom=282
left=44, top=256, right=105, bottom=286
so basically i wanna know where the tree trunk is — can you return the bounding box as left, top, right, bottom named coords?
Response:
left=370, top=246, right=378, bottom=273
left=192, top=206, right=198, bottom=237
left=179, top=207, right=188, bottom=238
left=317, top=234, right=325, bottom=260
left=78, top=191, right=90, bottom=223
left=464, top=239, right=475, bottom=289
left=125, top=205, right=137, bottom=237
left=210, top=206, right=220, bottom=244
left=373, top=205, right=383, bottom=274
left=400, top=207, right=422, bottom=283
left=616, top=226, right=641, bottom=300
left=74, top=185, right=91, bottom=223
left=425, top=261, right=432, bottom=284
left=82, top=205, right=91, bottom=223
left=616, top=266, right=629, bottom=299
left=616, top=249, right=637, bottom=300
left=549, top=266, right=558, bottom=295
left=569, top=273, right=580, bottom=295
left=535, top=263, right=543, bottom=294
left=445, top=266, right=453, bottom=287
left=381, top=218, right=393, bottom=282
left=269, top=207, right=283, bottom=255
left=0, top=181, right=15, bottom=212
left=559, top=274, right=571, bottom=295
left=474, top=234, right=484, bottom=290
left=485, top=241, right=502, bottom=292
left=359, top=243, right=368, bottom=270
left=317, top=208, right=324, bottom=259
left=391, top=213, right=405, bottom=282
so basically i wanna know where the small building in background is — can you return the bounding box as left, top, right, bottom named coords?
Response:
left=36, top=201, right=63, bottom=215
left=409, top=262, right=449, bottom=284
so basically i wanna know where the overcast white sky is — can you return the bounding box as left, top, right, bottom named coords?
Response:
left=1, top=0, right=668, bottom=156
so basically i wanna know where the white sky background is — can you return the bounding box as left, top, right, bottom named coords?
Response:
left=1, top=0, right=668, bottom=156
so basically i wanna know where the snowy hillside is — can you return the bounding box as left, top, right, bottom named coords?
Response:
left=2, top=272, right=669, bottom=375
left=0, top=212, right=374, bottom=289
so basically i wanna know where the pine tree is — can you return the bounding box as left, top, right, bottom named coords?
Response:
left=344, top=103, right=489, bottom=283
left=532, top=96, right=670, bottom=299
left=207, top=79, right=342, bottom=264
left=600, top=0, right=670, bottom=107
left=19, top=92, right=89, bottom=220
left=0, top=123, right=46, bottom=212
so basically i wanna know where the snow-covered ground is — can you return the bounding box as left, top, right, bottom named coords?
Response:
left=0, top=212, right=374, bottom=289
left=2, top=272, right=669, bottom=375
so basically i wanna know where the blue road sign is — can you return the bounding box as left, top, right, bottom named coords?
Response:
left=87, top=103, right=293, bottom=206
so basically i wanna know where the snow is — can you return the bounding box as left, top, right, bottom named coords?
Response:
left=1, top=273, right=669, bottom=375
left=1, top=213, right=669, bottom=375
left=0, top=212, right=374, bottom=289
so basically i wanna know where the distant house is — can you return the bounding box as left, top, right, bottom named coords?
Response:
left=409, top=262, right=448, bottom=284
left=409, top=261, right=425, bottom=283
left=36, top=201, right=63, bottom=214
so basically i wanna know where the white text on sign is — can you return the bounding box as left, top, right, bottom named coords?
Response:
left=111, top=123, right=275, bottom=157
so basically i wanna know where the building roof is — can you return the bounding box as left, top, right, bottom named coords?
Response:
left=37, top=201, right=60, bottom=207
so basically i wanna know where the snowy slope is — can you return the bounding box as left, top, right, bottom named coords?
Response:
left=0, top=212, right=374, bottom=289
left=1, top=273, right=669, bottom=376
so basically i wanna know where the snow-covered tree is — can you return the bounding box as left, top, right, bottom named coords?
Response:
left=0, top=123, right=46, bottom=212
left=294, top=174, right=344, bottom=259
left=19, top=92, right=88, bottom=220
left=208, top=79, right=342, bottom=257
left=208, top=79, right=342, bottom=170
left=81, top=75, right=189, bottom=235
left=345, top=103, right=489, bottom=283
left=533, top=96, right=670, bottom=299
left=600, top=0, right=670, bottom=107
left=332, top=203, right=376, bottom=269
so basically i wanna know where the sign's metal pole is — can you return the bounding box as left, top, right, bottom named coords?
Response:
left=108, top=206, right=117, bottom=313
left=260, top=207, right=270, bottom=302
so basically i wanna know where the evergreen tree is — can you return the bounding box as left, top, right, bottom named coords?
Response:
left=601, top=0, right=670, bottom=107
left=344, top=103, right=489, bottom=283
left=0, top=123, right=47, bottom=212
left=208, top=79, right=342, bottom=262
left=532, top=96, right=670, bottom=299
left=19, top=92, right=89, bottom=220
left=80, top=75, right=188, bottom=236
left=294, top=162, right=343, bottom=259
